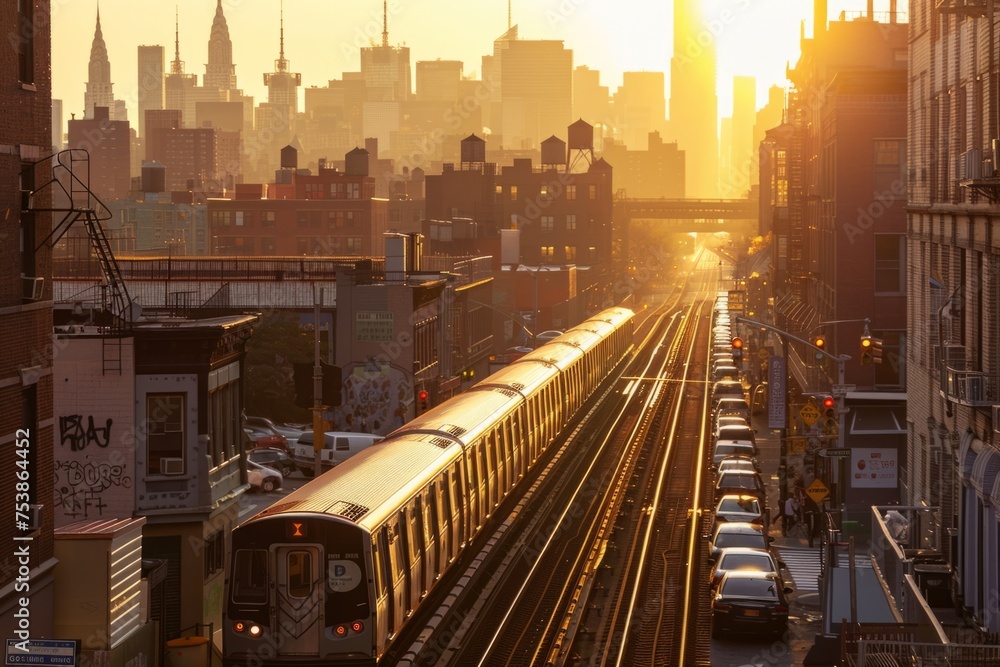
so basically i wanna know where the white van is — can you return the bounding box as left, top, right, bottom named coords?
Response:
left=294, top=431, right=383, bottom=476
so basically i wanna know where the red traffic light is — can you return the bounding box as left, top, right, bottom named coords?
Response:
left=822, top=396, right=835, bottom=409
left=418, top=390, right=429, bottom=401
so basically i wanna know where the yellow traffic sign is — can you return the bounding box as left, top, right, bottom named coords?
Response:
left=806, top=478, right=830, bottom=504
left=799, top=402, right=821, bottom=427
left=758, top=347, right=770, bottom=360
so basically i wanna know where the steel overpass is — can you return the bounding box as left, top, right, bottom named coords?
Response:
left=616, top=198, right=757, bottom=232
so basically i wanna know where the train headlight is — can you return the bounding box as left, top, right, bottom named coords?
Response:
left=248, top=624, right=262, bottom=637
left=233, top=621, right=245, bottom=633
left=335, top=625, right=348, bottom=637
left=352, top=621, right=364, bottom=633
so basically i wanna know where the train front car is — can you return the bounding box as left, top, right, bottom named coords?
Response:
left=225, top=512, right=375, bottom=667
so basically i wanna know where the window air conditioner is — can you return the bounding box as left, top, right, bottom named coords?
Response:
left=160, top=457, right=185, bottom=475
left=22, top=504, right=43, bottom=532
left=22, top=276, right=44, bottom=301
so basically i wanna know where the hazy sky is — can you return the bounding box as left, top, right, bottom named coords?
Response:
left=52, top=0, right=886, bottom=127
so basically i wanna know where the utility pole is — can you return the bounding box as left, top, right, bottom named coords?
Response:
left=736, top=316, right=851, bottom=506
left=312, top=288, right=327, bottom=478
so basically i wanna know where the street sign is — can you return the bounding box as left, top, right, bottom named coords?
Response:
left=6, top=639, right=77, bottom=666
left=831, top=384, right=857, bottom=395
left=727, top=290, right=746, bottom=313
left=820, top=448, right=852, bottom=458
left=799, top=402, right=821, bottom=427
left=806, top=478, right=830, bottom=504
left=758, top=347, right=769, bottom=360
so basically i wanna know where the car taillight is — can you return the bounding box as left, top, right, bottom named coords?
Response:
left=335, top=625, right=348, bottom=637
left=713, top=602, right=732, bottom=611
left=352, top=621, right=364, bottom=633
left=774, top=605, right=789, bottom=613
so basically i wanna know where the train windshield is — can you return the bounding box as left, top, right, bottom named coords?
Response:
left=232, top=549, right=269, bottom=604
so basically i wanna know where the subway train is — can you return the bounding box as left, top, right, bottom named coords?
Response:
left=223, top=307, right=635, bottom=666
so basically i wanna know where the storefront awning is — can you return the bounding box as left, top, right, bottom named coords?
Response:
left=971, top=444, right=1000, bottom=500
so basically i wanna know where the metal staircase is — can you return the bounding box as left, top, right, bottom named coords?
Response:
left=25, top=149, right=137, bottom=374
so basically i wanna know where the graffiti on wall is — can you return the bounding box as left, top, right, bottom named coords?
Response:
left=59, top=414, right=113, bottom=451
left=327, top=360, right=410, bottom=436
left=53, top=457, right=132, bottom=520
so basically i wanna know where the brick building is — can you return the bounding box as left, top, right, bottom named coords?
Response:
left=0, top=0, right=56, bottom=640
left=67, top=105, right=131, bottom=201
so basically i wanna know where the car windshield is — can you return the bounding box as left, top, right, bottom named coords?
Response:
left=718, top=553, right=773, bottom=571
left=722, top=578, right=779, bottom=598
left=716, top=533, right=766, bottom=549
left=715, top=444, right=754, bottom=458
left=718, top=474, right=761, bottom=490
left=719, top=498, right=760, bottom=514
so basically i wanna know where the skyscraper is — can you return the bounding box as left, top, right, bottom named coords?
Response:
left=84, top=6, right=125, bottom=121
left=669, top=0, right=719, bottom=197
left=360, top=2, right=411, bottom=102
left=727, top=75, right=756, bottom=197
left=164, top=10, right=198, bottom=127
left=137, top=45, right=164, bottom=138
left=204, top=0, right=237, bottom=91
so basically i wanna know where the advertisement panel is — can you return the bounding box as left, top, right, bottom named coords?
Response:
left=850, top=447, right=898, bottom=488
left=767, top=355, right=786, bottom=429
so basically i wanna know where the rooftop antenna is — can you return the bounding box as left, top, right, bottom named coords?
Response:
left=276, top=0, right=288, bottom=72
left=382, top=0, right=389, bottom=47
left=170, top=5, right=183, bottom=75
left=508, top=0, right=512, bottom=30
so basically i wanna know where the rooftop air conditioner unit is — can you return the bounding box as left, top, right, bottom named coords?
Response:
left=160, top=457, right=185, bottom=475
left=22, top=276, right=44, bottom=301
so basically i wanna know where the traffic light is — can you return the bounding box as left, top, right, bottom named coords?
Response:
left=416, top=388, right=429, bottom=415
left=731, top=337, right=744, bottom=361
left=813, top=336, right=826, bottom=350
left=871, top=337, right=883, bottom=365
left=821, top=395, right=838, bottom=433
left=860, top=334, right=873, bottom=365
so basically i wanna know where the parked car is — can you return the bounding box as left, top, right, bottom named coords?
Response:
left=294, top=431, right=384, bottom=475
left=243, top=427, right=288, bottom=452
left=716, top=424, right=757, bottom=446
left=244, top=415, right=306, bottom=444
left=709, top=546, right=784, bottom=589
left=712, top=441, right=758, bottom=467
left=714, top=396, right=751, bottom=422
left=716, top=455, right=760, bottom=474
left=706, top=521, right=775, bottom=563
left=246, top=460, right=283, bottom=493
left=714, top=470, right=766, bottom=501
left=713, top=494, right=765, bottom=526
left=713, top=416, right=750, bottom=439
left=711, top=571, right=793, bottom=639
left=247, top=448, right=297, bottom=477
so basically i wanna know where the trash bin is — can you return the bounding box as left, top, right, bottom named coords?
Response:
left=914, top=563, right=952, bottom=608
left=165, top=635, right=210, bottom=667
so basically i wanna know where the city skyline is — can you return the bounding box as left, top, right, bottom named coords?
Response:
left=52, top=0, right=881, bottom=133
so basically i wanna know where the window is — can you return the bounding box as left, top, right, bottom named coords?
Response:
left=286, top=551, right=313, bottom=598
left=347, top=182, right=361, bottom=199
left=566, top=184, right=576, bottom=200
left=874, top=234, right=904, bottom=294
left=204, top=531, right=224, bottom=579
left=235, top=211, right=244, bottom=227
left=146, top=394, right=185, bottom=475
left=588, top=185, right=596, bottom=199
left=495, top=184, right=503, bottom=195
left=210, top=210, right=230, bottom=228
left=541, top=216, right=554, bottom=231
left=232, top=550, right=268, bottom=604
left=262, top=211, right=276, bottom=227
left=540, top=184, right=549, bottom=196
left=874, top=139, right=906, bottom=196
left=347, top=237, right=363, bottom=252
left=17, top=0, right=33, bottom=85
left=566, top=214, right=576, bottom=230
left=540, top=246, right=554, bottom=260
left=510, top=185, right=518, bottom=200
left=565, top=246, right=577, bottom=261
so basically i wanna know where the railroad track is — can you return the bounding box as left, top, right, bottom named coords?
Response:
left=389, top=254, right=722, bottom=667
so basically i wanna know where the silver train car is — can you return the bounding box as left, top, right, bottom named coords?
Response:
left=223, top=307, right=634, bottom=666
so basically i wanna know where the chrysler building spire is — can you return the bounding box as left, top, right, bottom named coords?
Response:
left=205, top=0, right=237, bottom=90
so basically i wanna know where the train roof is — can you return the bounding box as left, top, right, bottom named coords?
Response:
left=244, top=434, right=462, bottom=530
left=388, top=384, right=525, bottom=446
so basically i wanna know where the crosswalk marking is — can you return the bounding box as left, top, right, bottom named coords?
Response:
left=777, top=547, right=870, bottom=593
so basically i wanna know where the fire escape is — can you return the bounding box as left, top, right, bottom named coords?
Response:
left=25, top=149, right=137, bottom=374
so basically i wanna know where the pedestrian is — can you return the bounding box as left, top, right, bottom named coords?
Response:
left=783, top=493, right=800, bottom=536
